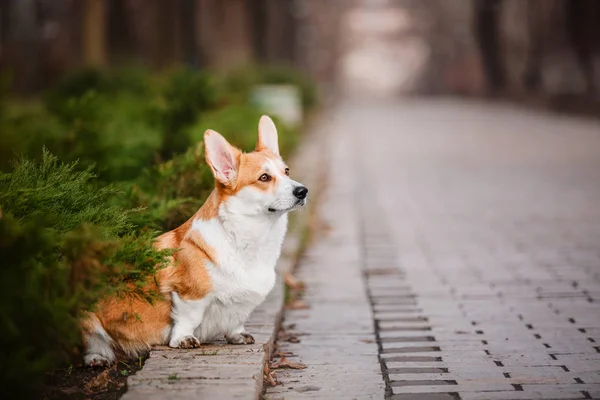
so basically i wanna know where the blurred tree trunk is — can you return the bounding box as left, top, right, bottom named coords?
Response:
left=473, top=0, right=505, bottom=94
left=263, top=0, right=296, bottom=64
left=82, top=0, right=107, bottom=67
left=523, top=0, right=543, bottom=92
left=156, top=0, right=179, bottom=68
left=196, top=0, right=254, bottom=70
left=565, top=0, right=599, bottom=95
left=0, top=1, right=9, bottom=70
left=180, top=0, right=197, bottom=67
left=251, top=0, right=267, bottom=62
left=6, top=0, right=42, bottom=94
left=108, top=0, right=135, bottom=63
left=40, top=0, right=79, bottom=87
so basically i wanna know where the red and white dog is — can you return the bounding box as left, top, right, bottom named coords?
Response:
left=81, top=116, right=307, bottom=366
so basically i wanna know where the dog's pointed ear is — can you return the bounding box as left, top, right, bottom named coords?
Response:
left=204, top=129, right=241, bottom=186
left=256, top=115, right=280, bottom=156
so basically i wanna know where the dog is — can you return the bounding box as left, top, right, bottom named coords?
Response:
left=81, top=115, right=308, bottom=366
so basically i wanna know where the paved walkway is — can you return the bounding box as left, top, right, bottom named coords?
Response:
left=267, top=99, right=600, bottom=400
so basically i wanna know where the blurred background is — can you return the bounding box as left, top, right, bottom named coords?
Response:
left=340, top=0, right=600, bottom=113
left=1, top=0, right=600, bottom=398
left=1, top=0, right=599, bottom=107
left=0, top=0, right=341, bottom=94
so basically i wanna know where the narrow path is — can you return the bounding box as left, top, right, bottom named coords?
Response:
left=267, top=98, right=600, bottom=399
left=265, top=114, right=385, bottom=400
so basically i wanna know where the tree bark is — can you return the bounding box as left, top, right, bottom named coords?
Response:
left=565, top=0, right=598, bottom=95
left=473, top=0, right=505, bottom=94
left=523, top=0, right=543, bottom=92
left=82, top=0, right=107, bottom=67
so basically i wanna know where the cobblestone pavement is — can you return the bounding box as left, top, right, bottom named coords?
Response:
left=268, top=99, right=600, bottom=399
left=265, top=115, right=386, bottom=400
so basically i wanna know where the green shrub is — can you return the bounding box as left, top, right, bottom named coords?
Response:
left=88, top=94, right=162, bottom=183
left=37, top=68, right=161, bottom=183
left=0, top=151, right=170, bottom=397
left=44, top=67, right=153, bottom=115
left=219, top=64, right=318, bottom=112
left=0, top=95, right=163, bottom=184
left=120, top=143, right=212, bottom=231
left=0, top=105, right=64, bottom=171
left=157, top=68, right=218, bottom=160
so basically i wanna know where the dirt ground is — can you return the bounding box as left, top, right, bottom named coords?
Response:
left=41, top=355, right=147, bottom=400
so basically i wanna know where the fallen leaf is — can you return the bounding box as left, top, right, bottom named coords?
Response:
left=265, top=371, right=278, bottom=387
left=273, top=351, right=295, bottom=358
left=285, top=300, right=310, bottom=310
left=285, top=273, right=306, bottom=290
left=271, top=357, right=307, bottom=370
left=278, top=331, right=302, bottom=343
left=84, top=369, right=112, bottom=392
left=360, top=339, right=376, bottom=343
left=286, top=323, right=297, bottom=330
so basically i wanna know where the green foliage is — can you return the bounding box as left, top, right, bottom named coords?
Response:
left=157, top=68, right=218, bottom=159
left=121, top=144, right=213, bottom=231
left=219, top=64, right=318, bottom=111
left=1, top=74, right=162, bottom=182
left=0, top=105, right=64, bottom=171
left=44, top=67, right=153, bottom=116
left=1, top=150, right=126, bottom=235
left=0, top=151, right=170, bottom=396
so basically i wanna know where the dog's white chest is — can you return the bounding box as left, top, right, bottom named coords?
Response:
left=190, top=214, right=287, bottom=340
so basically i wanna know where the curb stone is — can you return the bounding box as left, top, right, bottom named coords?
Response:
left=120, top=122, right=321, bottom=400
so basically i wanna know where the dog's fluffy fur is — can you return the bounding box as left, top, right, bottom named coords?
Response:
left=81, top=116, right=307, bottom=366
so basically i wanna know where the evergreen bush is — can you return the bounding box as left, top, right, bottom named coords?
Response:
left=0, top=151, right=170, bottom=397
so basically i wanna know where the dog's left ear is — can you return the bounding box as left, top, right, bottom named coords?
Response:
left=256, top=115, right=280, bottom=156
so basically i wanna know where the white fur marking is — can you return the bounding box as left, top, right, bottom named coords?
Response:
left=189, top=206, right=286, bottom=341
left=84, top=322, right=115, bottom=365
left=169, top=292, right=211, bottom=347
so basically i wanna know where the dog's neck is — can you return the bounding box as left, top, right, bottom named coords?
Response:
left=190, top=189, right=287, bottom=256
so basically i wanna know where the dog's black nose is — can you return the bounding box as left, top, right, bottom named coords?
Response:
left=293, top=186, right=308, bottom=200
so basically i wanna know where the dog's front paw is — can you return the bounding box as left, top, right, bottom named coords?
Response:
left=170, top=335, right=201, bottom=349
left=226, top=332, right=255, bottom=345
left=85, top=354, right=112, bottom=368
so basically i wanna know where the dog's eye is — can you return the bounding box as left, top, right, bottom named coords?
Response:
left=259, top=173, right=271, bottom=182
left=284, top=168, right=290, bottom=176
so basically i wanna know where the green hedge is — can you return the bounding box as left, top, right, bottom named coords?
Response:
left=0, top=65, right=313, bottom=398
left=0, top=151, right=171, bottom=398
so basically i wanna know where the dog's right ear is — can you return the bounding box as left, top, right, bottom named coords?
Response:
left=204, top=130, right=241, bottom=186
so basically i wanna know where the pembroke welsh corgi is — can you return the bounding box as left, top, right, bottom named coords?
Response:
left=81, top=115, right=308, bottom=366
